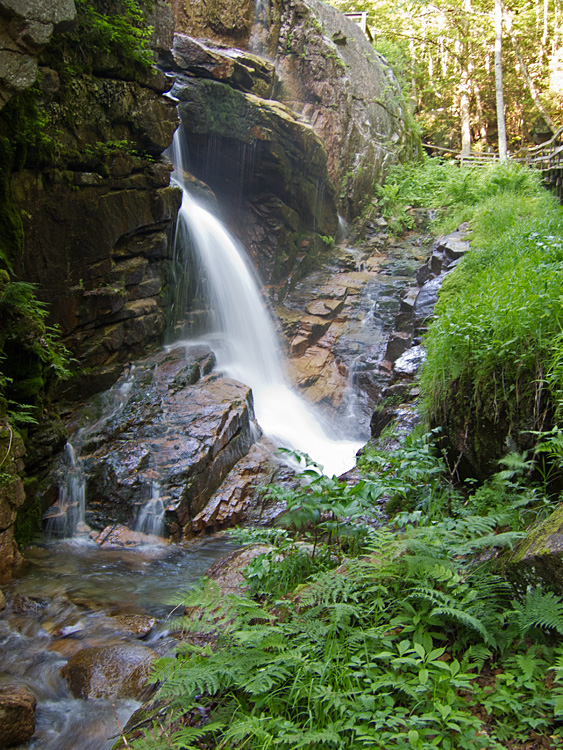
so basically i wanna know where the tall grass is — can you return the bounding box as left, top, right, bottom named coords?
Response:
left=380, top=158, right=563, bottom=465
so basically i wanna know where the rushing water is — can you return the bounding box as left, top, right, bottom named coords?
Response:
left=1, top=536, right=234, bottom=749
left=170, top=128, right=363, bottom=476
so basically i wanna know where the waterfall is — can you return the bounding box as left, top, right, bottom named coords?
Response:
left=135, top=481, right=165, bottom=537
left=46, top=443, right=87, bottom=537
left=170, top=128, right=362, bottom=476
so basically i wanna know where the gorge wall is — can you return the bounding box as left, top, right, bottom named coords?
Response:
left=0, top=0, right=416, bottom=572
left=164, top=0, right=416, bottom=288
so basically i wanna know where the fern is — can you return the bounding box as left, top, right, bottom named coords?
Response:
left=513, top=586, right=563, bottom=636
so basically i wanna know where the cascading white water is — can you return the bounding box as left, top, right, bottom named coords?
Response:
left=135, top=481, right=165, bottom=537
left=47, top=443, right=87, bottom=536
left=170, top=128, right=362, bottom=476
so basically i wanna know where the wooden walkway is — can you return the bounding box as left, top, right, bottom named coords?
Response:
left=423, top=129, right=563, bottom=200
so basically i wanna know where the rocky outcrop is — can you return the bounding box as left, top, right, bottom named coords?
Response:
left=271, top=0, right=415, bottom=219
left=504, top=504, right=563, bottom=595
left=0, top=684, right=36, bottom=747
left=0, top=421, right=25, bottom=579
left=0, top=0, right=76, bottom=108
left=52, top=346, right=259, bottom=537
left=12, top=65, right=181, bottom=400
left=170, top=0, right=416, bottom=223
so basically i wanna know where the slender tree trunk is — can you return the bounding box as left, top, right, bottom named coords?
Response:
left=495, top=0, right=507, bottom=159
left=504, top=9, right=557, bottom=133
left=459, top=0, right=472, bottom=157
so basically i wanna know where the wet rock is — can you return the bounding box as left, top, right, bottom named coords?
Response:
left=413, top=274, right=447, bottom=323
left=393, top=346, right=426, bottom=378
left=0, top=684, right=37, bottom=747
left=0, top=588, right=5, bottom=610
left=385, top=332, right=413, bottom=362
left=504, top=504, right=563, bottom=595
left=60, top=643, right=157, bottom=700
left=110, top=614, right=157, bottom=638
left=53, top=346, right=258, bottom=536
left=189, top=439, right=297, bottom=534
left=11, top=594, right=45, bottom=617
left=93, top=525, right=168, bottom=549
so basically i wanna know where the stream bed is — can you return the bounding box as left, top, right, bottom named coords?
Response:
left=0, top=536, right=234, bottom=750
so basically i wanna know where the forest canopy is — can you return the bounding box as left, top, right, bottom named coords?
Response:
left=329, top=0, right=563, bottom=151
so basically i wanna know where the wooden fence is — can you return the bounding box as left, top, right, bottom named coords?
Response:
left=422, top=129, right=563, bottom=200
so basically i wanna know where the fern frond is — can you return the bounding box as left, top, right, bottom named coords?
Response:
left=513, top=587, right=563, bottom=636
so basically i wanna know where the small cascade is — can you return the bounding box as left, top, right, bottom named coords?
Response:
left=249, top=0, right=270, bottom=55
left=46, top=443, right=87, bottom=537
left=50, top=367, right=137, bottom=539
left=135, top=481, right=165, bottom=537
left=170, top=128, right=362, bottom=475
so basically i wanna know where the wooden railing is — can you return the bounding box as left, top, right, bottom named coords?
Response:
left=422, top=130, right=563, bottom=199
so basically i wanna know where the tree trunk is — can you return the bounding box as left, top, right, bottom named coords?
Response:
left=495, top=0, right=507, bottom=159
left=504, top=8, right=557, bottom=134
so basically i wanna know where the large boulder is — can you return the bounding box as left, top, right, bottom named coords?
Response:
left=168, top=37, right=338, bottom=283
left=60, top=643, right=157, bottom=700
left=49, top=346, right=259, bottom=537
left=170, top=0, right=416, bottom=222
left=0, top=684, right=36, bottom=747
left=504, top=504, right=563, bottom=595
left=271, top=0, right=416, bottom=219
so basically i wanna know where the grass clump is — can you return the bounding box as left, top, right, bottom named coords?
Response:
left=123, top=438, right=563, bottom=750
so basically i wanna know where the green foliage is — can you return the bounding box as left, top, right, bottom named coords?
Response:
left=0, top=279, right=71, bottom=422
left=129, top=434, right=563, bottom=750
left=47, top=0, right=154, bottom=76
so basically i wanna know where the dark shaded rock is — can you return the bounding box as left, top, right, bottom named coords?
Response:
left=60, top=643, right=156, bottom=699
left=0, top=684, right=36, bottom=747
left=504, top=504, right=563, bottom=595
left=110, top=614, right=157, bottom=638
left=0, top=422, right=26, bottom=579
left=0, top=0, right=76, bottom=108
left=413, top=274, right=447, bottom=323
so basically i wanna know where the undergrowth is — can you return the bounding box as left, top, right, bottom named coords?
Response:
left=124, top=436, right=563, bottom=750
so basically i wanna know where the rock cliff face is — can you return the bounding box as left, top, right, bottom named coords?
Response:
left=9, top=7, right=181, bottom=400
left=0, top=0, right=76, bottom=108
left=272, top=0, right=414, bottom=219
left=171, top=0, right=416, bottom=227
left=165, top=35, right=338, bottom=284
